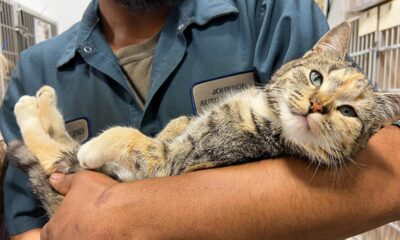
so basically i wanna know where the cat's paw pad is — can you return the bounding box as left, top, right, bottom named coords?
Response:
left=36, top=86, right=57, bottom=106
left=77, top=141, right=108, bottom=169
left=14, top=96, right=37, bottom=119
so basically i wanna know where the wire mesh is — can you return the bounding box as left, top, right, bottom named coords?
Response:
left=349, top=18, right=378, bottom=86
left=17, top=9, right=40, bottom=52
left=0, top=0, right=57, bottom=102
left=349, top=17, right=400, bottom=92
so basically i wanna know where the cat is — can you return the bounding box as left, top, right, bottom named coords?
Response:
left=8, top=22, right=400, bottom=217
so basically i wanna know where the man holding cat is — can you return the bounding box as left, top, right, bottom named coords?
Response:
left=2, top=0, right=400, bottom=239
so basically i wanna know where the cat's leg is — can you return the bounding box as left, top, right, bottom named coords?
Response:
left=78, top=127, right=163, bottom=171
left=14, top=95, right=67, bottom=173
left=156, top=116, right=192, bottom=142
left=78, top=117, right=192, bottom=181
left=35, top=86, right=77, bottom=149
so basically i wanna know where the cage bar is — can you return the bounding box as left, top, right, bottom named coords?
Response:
left=0, top=0, right=57, bottom=101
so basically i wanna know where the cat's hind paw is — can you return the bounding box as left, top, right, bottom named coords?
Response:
left=14, top=96, right=38, bottom=125
left=36, top=85, right=57, bottom=106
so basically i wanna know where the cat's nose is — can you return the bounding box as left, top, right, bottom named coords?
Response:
left=309, top=97, right=327, bottom=114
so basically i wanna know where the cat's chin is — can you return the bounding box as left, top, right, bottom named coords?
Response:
left=283, top=113, right=314, bottom=138
left=279, top=103, right=320, bottom=145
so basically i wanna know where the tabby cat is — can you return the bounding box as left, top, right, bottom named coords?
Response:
left=9, top=22, right=400, bottom=216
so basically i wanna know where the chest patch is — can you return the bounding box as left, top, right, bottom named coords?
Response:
left=65, top=118, right=90, bottom=143
left=192, top=71, right=255, bottom=113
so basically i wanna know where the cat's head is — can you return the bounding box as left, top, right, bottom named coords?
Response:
left=271, top=22, right=400, bottom=165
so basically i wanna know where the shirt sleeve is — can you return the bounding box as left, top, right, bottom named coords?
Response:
left=0, top=63, right=48, bottom=235
left=253, top=0, right=330, bottom=83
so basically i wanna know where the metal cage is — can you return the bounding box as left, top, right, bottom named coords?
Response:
left=348, top=3, right=400, bottom=91
left=0, top=0, right=57, bottom=101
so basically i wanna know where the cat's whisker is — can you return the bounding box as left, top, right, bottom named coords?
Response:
left=309, top=160, right=322, bottom=183
left=305, top=158, right=314, bottom=170
left=348, top=157, right=367, bottom=168
left=327, top=160, right=342, bottom=185
left=333, top=163, right=342, bottom=186
left=342, top=159, right=361, bottom=184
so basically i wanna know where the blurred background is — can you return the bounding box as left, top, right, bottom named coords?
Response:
left=0, top=0, right=399, bottom=239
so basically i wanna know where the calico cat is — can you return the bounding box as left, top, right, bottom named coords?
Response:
left=9, top=22, right=400, bottom=216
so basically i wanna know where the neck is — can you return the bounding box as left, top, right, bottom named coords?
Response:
left=99, top=0, right=171, bottom=51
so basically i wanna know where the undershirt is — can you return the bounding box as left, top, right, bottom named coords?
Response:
left=114, top=34, right=159, bottom=108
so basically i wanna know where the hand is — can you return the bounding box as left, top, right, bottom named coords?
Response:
left=40, top=171, right=119, bottom=240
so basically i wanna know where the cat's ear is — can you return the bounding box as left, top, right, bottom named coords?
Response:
left=304, top=22, right=351, bottom=58
left=375, top=92, right=400, bottom=126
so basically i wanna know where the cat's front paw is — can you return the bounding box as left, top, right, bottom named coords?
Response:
left=77, top=138, right=109, bottom=169
left=78, top=127, right=145, bottom=170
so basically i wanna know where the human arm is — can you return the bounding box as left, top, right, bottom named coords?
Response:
left=10, top=229, right=41, bottom=240
left=41, top=126, right=400, bottom=240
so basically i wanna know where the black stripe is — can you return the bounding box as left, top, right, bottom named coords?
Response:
left=232, top=102, right=244, bottom=124
left=207, top=115, right=217, bottom=129
left=250, top=110, right=262, bottom=134
left=187, top=135, right=195, bottom=152
left=293, top=90, right=303, bottom=97
left=161, top=142, right=169, bottom=159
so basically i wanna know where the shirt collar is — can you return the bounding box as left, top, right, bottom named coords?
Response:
left=56, top=0, right=238, bottom=68
left=57, top=0, right=100, bottom=68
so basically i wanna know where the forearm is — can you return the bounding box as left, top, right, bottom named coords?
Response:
left=11, top=229, right=41, bottom=240
left=106, top=155, right=397, bottom=240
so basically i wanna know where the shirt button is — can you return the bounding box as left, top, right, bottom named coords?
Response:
left=177, top=24, right=185, bottom=31
left=83, top=46, right=93, bottom=53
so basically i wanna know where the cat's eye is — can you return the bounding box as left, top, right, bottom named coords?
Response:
left=337, top=105, right=357, bottom=117
left=310, top=70, right=323, bottom=87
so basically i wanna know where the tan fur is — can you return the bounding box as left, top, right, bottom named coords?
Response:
left=14, top=92, right=77, bottom=174
left=156, top=116, right=191, bottom=142
left=78, top=127, right=156, bottom=169
left=342, top=72, right=365, bottom=87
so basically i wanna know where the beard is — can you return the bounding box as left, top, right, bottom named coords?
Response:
left=115, top=0, right=182, bottom=11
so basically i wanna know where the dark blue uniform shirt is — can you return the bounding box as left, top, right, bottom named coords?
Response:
left=0, top=0, right=329, bottom=234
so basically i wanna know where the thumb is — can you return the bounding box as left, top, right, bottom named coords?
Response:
left=49, top=173, right=74, bottom=196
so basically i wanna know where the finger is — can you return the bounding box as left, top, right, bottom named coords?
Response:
left=49, top=173, right=75, bottom=195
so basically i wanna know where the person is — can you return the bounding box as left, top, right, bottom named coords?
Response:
left=1, top=0, right=400, bottom=239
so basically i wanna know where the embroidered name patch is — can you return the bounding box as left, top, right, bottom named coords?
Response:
left=192, top=71, right=255, bottom=113
left=65, top=118, right=90, bottom=143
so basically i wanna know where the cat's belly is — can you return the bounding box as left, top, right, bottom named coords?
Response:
left=145, top=87, right=283, bottom=176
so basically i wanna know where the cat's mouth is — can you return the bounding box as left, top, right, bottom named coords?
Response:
left=290, top=111, right=310, bottom=130
left=279, top=102, right=320, bottom=138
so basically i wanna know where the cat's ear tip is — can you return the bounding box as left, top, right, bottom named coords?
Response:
left=334, top=21, right=351, bottom=33
left=340, top=21, right=351, bottom=28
